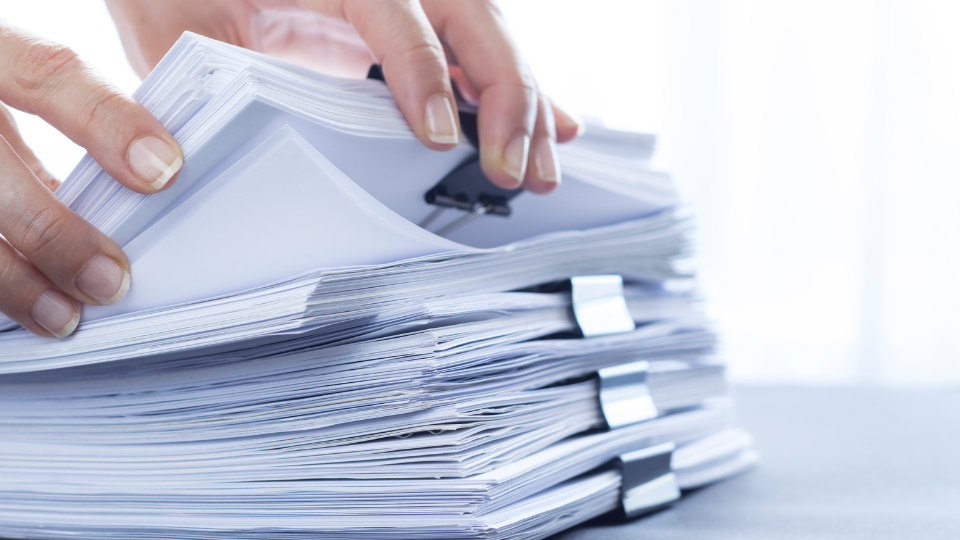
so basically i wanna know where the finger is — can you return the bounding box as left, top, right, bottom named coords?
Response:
left=421, top=0, right=538, bottom=190
left=0, top=102, right=59, bottom=190
left=523, top=93, right=560, bottom=195
left=448, top=65, right=479, bottom=105
left=0, top=237, right=80, bottom=338
left=309, top=0, right=460, bottom=149
left=0, top=22, right=183, bottom=194
left=106, top=0, right=256, bottom=78
left=250, top=7, right=377, bottom=78
left=0, top=135, right=130, bottom=310
left=551, top=101, right=585, bottom=143
left=449, top=57, right=582, bottom=145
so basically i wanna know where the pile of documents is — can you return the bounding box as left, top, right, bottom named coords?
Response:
left=0, top=34, right=756, bottom=539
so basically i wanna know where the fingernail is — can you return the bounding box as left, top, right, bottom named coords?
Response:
left=502, top=134, right=530, bottom=184
left=534, top=137, right=561, bottom=184
left=30, top=290, right=80, bottom=338
left=128, top=136, right=183, bottom=190
left=425, top=94, right=460, bottom=144
left=76, top=255, right=130, bottom=306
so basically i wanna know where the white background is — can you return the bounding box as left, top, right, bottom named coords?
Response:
left=3, top=0, right=959, bottom=388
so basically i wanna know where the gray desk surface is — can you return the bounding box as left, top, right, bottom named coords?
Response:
left=554, top=386, right=960, bottom=540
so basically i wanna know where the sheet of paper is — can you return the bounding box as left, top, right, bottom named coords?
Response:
left=87, top=126, right=464, bottom=320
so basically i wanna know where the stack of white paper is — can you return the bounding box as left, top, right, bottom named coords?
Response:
left=0, top=33, right=754, bottom=539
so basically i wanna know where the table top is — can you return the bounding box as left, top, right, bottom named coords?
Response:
left=554, top=386, right=960, bottom=540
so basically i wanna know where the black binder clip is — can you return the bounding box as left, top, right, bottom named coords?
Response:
left=618, top=442, right=680, bottom=519
left=367, top=64, right=522, bottom=236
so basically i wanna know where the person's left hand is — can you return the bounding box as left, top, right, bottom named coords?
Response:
left=0, top=21, right=185, bottom=337
left=105, top=0, right=584, bottom=194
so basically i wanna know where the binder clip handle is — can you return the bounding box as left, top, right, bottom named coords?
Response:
left=367, top=63, right=521, bottom=236
left=618, top=442, right=680, bottom=519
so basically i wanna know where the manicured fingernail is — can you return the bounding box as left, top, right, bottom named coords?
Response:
left=128, top=136, right=183, bottom=190
left=534, top=137, right=561, bottom=184
left=76, top=255, right=130, bottom=306
left=30, top=290, right=80, bottom=338
left=425, top=94, right=460, bottom=144
left=502, top=134, right=530, bottom=185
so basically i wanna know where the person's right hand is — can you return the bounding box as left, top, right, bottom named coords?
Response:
left=0, top=21, right=183, bottom=338
left=106, top=0, right=584, bottom=195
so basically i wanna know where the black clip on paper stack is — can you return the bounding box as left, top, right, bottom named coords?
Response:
left=367, top=64, right=522, bottom=236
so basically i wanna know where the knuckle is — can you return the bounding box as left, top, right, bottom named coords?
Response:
left=12, top=40, right=81, bottom=93
left=18, top=204, right=70, bottom=259
left=388, top=40, right=447, bottom=70
left=77, top=88, right=126, bottom=134
left=492, top=73, right=538, bottom=107
left=0, top=251, right=18, bottom=290
left=0, top=244, right=36, bottom=315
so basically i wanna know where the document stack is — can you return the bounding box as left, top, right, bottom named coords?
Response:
left=0, top=33, right=756, bottom=539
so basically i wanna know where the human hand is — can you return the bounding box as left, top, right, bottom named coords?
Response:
left=0, top=21, right=184, bottom=337
left=106, top=0, right=583, bottom=194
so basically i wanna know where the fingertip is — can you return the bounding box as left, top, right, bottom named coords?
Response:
left=501, top=133, right=529, bottom=186
left=480, top=133, right=528, bottom=190
left=29, top=289, right=81, bottom=339
left=423, top=93, right=461, bottom=148
left=126, top=135, right=183, bottom=193
left=556, top=124, right=581, bottom=144
left=524, top=179, right=559, bottom=195
left=552, top=102, right=585, bottom=143
left=518, top=135, right=560, bottom=195
left=75, top=254, right=130, bottom=307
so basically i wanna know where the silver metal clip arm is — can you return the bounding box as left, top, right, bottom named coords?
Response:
left=571, top=275, right=636, bottom=337
left=599, top=360, right=658, bottom=429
